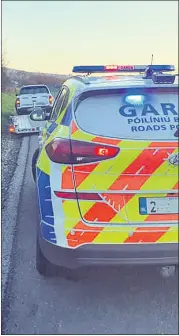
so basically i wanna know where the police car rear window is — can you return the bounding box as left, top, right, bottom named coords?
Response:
left=74, top=88, right=178, bottom=140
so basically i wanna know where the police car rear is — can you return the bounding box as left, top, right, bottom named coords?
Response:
left=36, top=64, right=178, bottom=277
left=68, top=65, right=178, bottom=265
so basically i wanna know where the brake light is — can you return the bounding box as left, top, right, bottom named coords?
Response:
left=45, top=138, right=120, bottom=164
left=95, top=147, right=118, bottom=157
left=15, top=98, right=20, bottom=107
left=9, top=125, right=15, bottom=133
left=49, top=95, right=53, bottom=104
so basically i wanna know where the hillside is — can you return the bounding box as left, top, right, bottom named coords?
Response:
left=4, top=67, right=70, bottom=90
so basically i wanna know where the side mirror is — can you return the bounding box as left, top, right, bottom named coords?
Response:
left=30, top=109, right=46, bottom=121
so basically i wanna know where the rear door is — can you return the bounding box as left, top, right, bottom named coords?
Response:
left=19, top=86, right=50, bottom=107
left=41, top=86, right=69, bottom=141
left=71, top=86, right=178, bottom=228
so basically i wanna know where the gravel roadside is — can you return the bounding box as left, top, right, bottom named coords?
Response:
left=1, top=121, right=22, bottom=208
left=1, top=121, right=30, bottom=303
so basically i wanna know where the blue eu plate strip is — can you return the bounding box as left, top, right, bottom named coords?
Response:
left=139, top=197, right=147, bottom=215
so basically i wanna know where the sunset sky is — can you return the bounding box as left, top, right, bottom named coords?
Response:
left=2, top=1, right=178, bottom=74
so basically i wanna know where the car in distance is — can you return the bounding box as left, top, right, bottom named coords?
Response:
left=15, top=84, right=54, bottom=115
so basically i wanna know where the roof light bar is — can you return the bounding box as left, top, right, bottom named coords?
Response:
left=151, top=73, right=176, bottom=84
left=125, top=95, right=146, bottom=106
left=72, top=65, right=175, bottom=73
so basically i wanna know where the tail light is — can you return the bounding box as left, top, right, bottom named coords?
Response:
left=15, top=98, right=20, bottom=107
left=9, top=125, right=15, bottom=133
left=49, top=95, right=53, bottom=104
left=45, top=138, right=120, bottom=164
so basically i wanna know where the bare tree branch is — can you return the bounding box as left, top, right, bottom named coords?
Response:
left=1, top=45, right=10, bottom=91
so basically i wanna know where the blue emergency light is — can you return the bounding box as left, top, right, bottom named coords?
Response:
left=72, top=64, right=175, bottom=73
left=125, top=95, right=146, bottom=106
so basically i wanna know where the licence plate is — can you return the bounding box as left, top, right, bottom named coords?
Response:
left=139, top=197, right=178, bottom=215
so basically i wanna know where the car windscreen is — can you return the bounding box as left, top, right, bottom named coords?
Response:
left=20, top=86, right=49, bottom=95
left=74, top=87, right=178, bottom=140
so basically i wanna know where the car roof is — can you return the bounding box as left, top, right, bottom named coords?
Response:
left=20, top=84, right=49, bottom=88
left=66, top=74, right=178, bottom=92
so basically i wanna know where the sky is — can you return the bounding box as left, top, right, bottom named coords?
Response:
left=2, top=1, right=178, bottom=74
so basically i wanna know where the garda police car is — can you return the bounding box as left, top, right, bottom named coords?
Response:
left=30, top=64, right=178, bottom=276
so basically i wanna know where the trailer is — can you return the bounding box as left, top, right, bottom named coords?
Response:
left=9, top=114, right=47, bottom=135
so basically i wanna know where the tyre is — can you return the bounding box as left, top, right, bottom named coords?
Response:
left=36, top=237, right=79, bottom=279
left=32, top=149, right=39, bottom=181
left=35, top=176, right=78, bottom=279
left=36, top=237, right=59, bottom=277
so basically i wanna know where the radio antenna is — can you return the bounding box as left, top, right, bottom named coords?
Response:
left=151, top=54, right=154, bottom=66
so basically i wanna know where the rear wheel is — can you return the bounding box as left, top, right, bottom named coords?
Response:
left=36, top=237, right=79, bottom=279
left=32, top=149, right=39, bottom=181
left=36, top=237, right=59, bottom=277
left=35, top=173, right=78, bottom=279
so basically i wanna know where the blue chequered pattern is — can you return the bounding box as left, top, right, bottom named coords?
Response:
left=37, top=168, right=56, bottom=243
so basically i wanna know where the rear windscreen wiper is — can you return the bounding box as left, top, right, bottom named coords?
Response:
left=174, top=129, right=179, bottom=137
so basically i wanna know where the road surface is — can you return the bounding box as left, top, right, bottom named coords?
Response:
left=2, top=135, right=178, bottom=335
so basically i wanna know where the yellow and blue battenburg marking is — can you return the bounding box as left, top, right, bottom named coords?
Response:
left=36, top=70, right=178, bottom=248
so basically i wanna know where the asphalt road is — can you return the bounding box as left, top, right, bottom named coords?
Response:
left=2, top=135, right=178, bottom=335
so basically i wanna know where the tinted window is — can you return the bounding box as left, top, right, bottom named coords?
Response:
left=50, top=88, right=67, bottom=121
left=20, top=86, right=49, bottom=95
left=60, top=90, right=69, bottom=112
left=74, top=88, right=178, bottom=140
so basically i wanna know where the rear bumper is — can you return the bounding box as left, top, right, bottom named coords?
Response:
left=39, top=236, right=178, bottom=269
left=16, top=106, right=52, bottom=115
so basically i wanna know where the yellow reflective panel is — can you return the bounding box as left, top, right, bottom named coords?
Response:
left=157, top=228, right=178, bottom=243
left=37, top=147, right=50, bottom=175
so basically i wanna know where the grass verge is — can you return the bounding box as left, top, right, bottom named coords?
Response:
left=2, top=92, right=15, bottom=128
